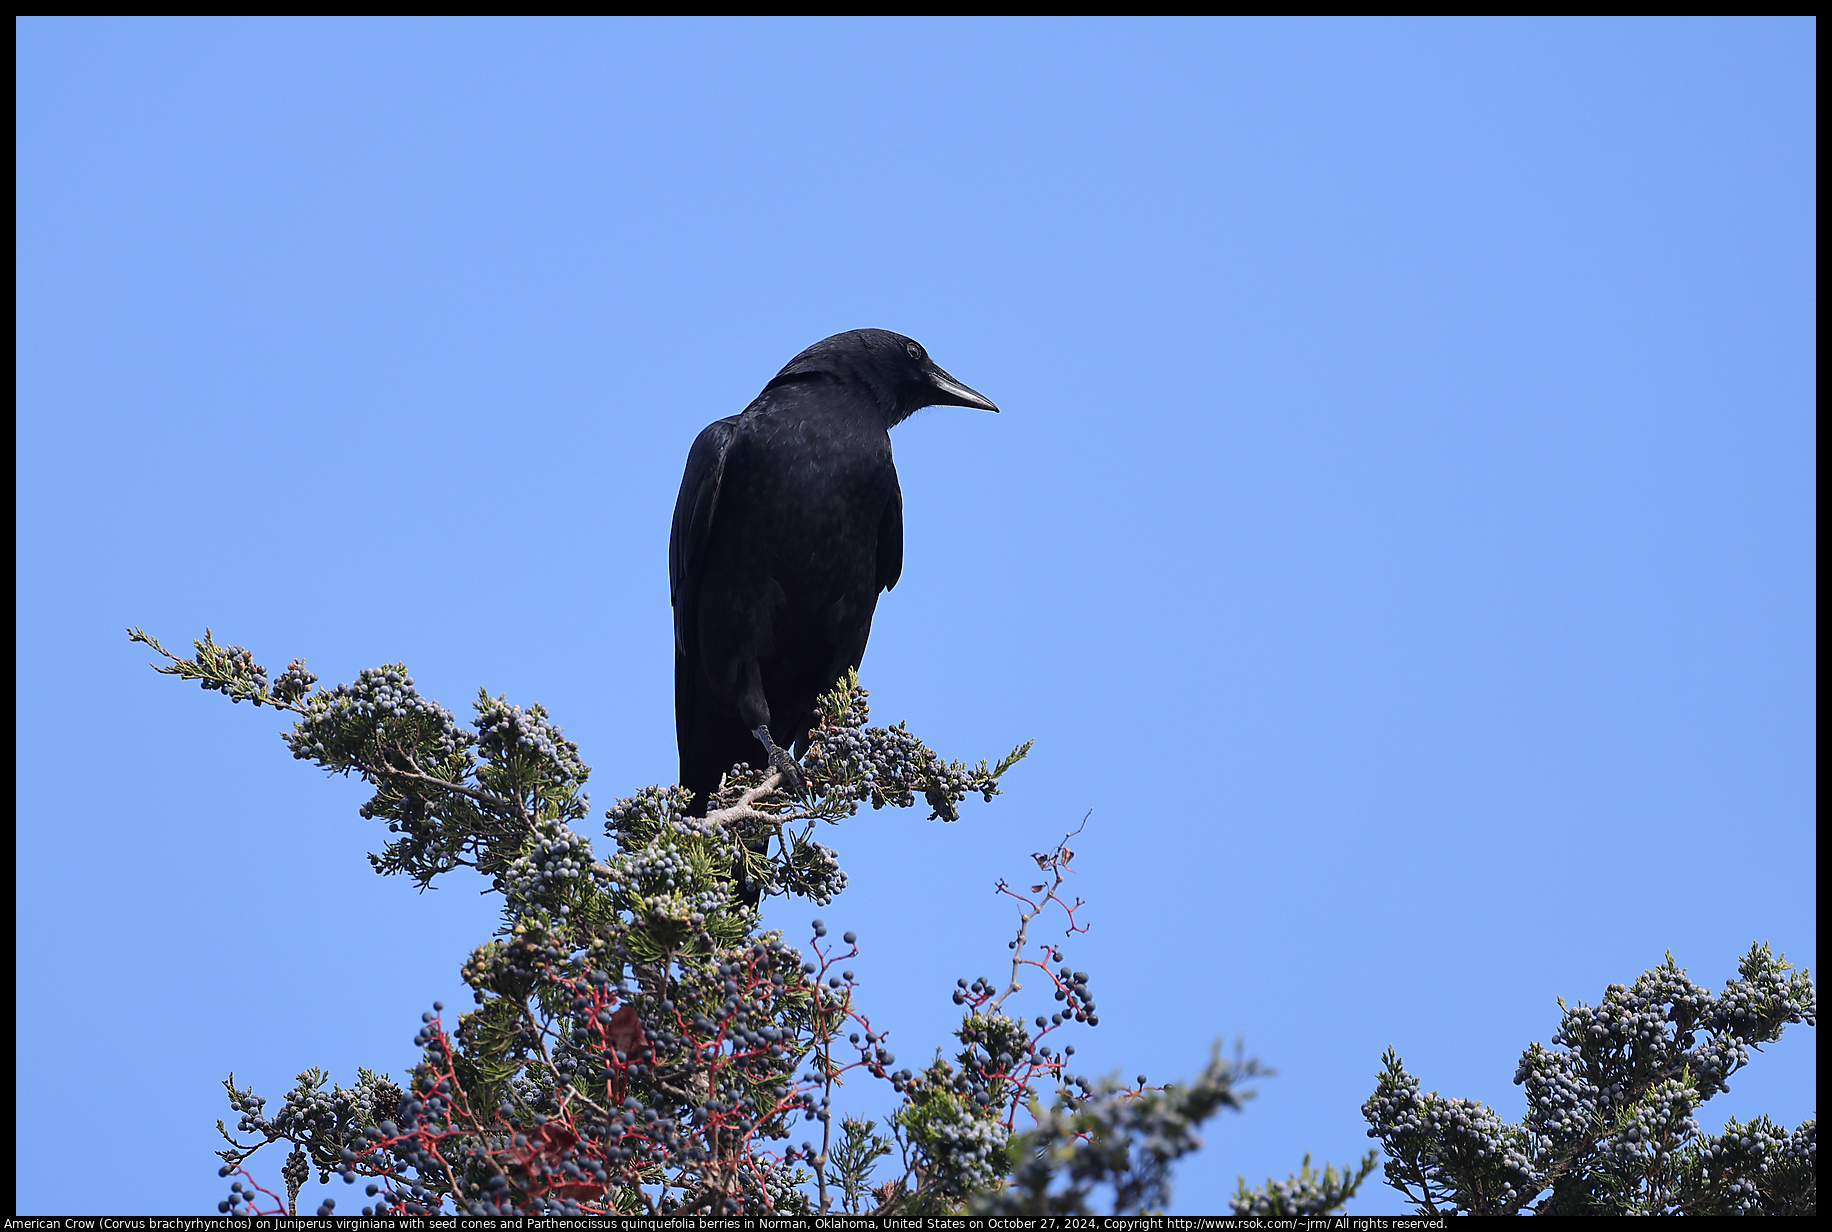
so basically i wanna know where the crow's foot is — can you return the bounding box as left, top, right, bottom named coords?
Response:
left=769, top=746, right=806, bottom=794
left=752, top=724, right=806, bottom=795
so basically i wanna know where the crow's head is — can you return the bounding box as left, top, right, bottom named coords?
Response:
left=765, top=329, right=999, bottom=425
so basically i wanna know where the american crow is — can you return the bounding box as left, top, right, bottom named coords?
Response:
left=671, top=329, right=999, bottom=829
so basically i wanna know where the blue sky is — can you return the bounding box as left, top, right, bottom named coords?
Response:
left=15, top=17, right=1814, bottom=1216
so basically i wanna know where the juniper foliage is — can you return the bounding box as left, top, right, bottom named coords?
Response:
left=1360, top=945, right=1815, bottom=1215
left=1232, top=1151, right=1381, bottom=1217
left=133, top=627, right=1287, bottom=1216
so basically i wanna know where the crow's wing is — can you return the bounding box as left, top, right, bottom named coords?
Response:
left=877, top=471, right=904, bottom=593
left=670, top=415, right=740, bottom=658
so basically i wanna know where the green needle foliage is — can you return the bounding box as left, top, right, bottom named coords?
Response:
left=1233, top=1151, right=1381, bottom=1217
left=133, top=627, right=1308, bottom=1217
left=1360, top=945, right=1815, bottom=1215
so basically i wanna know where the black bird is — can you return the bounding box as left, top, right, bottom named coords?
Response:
left=670, top=329, right=999, bottom=828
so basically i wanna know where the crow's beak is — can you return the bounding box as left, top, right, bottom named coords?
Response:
left=925, top=364, right=1000, bottom=413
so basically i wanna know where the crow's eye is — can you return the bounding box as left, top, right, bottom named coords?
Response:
left=905, top=341, right=921, bottom=360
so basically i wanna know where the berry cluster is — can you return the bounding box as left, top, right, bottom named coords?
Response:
left=285, top=665, right=472, bottom=767
left=1689, top=1114, right=1815, bottom=1215
left=271, top=659, right=319, bottom=704
left=597, top=816, right=744, bottom=932
left=603, top=784, right=698, bottom=846
left=1362, top=1052, right=1537, bottom=1215
left=500, top=821, right=596, bottom=917
left=310, top=952, right=829, bottom=1216
left=474, top=693, right=590, bottom=806
left=215, top=1068, right=402, bottom=1215
left=779, top=837, right=848, bottom=905
left=798, top=672, right=1031, bottom=823
left=202, top=644, right=268, bottom=700
left=1048, top=965, right=1098, bottom=1026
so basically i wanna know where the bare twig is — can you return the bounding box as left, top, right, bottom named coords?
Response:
left=989, top=814, right=1090, bottom=1012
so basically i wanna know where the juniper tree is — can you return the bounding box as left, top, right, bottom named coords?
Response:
left=134, top=627, right=1313, bottom=1216
left=1358, top=944, right=1815, bottom=1215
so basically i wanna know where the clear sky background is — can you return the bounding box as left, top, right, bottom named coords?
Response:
left=15, top=17, right=1815, bottom=1216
